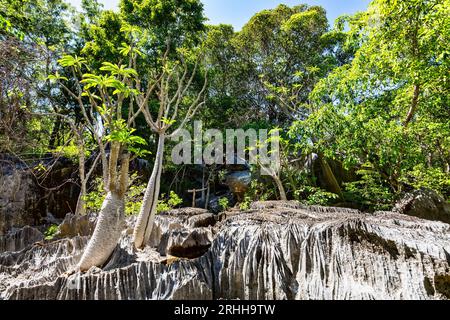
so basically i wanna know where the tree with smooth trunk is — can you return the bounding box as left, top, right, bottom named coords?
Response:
left=254, top=129, right=287, bottom=201
left=54, top=28, right=156, bottom=270
left=133, top=49, right=207, bottom=249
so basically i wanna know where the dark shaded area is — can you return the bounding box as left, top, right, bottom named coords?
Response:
left=434, top=274, right=450, bottom=299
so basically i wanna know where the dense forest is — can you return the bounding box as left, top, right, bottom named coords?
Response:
left=1, top=0, right=449, bottom=271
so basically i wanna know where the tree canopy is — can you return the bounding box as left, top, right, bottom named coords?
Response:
left=1, top=0, right=448, bottom=216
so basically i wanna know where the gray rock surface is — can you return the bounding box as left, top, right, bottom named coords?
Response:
left=0, top=202, right=449, bottom=300
left=0, top=156, right=80, bottom=235
left=394, top=189, right=450, bottom=224
left=0, top=170, right=38, bottom=235
left=56, top=213, right=97, bottom=239
left=0, top=226, right=43, bottom=253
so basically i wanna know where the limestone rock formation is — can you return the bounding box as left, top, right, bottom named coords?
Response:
left=394, top=189, right=450, bottom=224
left=0, top=155, right=79, bottom=235
left=0, top=226, right=43, bottom=253
left=0, top=167, right=38, bottom=235
left=56, top=213, right=97, bottom=239
left=0, top=202, right=449, bottom=300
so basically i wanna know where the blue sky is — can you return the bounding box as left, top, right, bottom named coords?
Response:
left=70, top=0, right=371, bottom=30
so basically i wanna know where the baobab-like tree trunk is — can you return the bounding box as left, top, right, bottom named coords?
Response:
left=78, top=191, right=125, bottom=271
left=78, top=151, right=130, bottom=271
left=133, top=134, right=165, bottom=249
left=132, top=49, right=207, bottom=249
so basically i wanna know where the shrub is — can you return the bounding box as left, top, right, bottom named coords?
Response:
left=295, top=186, right=339, bottom=206
left=44, top=224, right=59, bottom=240
left=344, top=168, right=395, bottom=211
left=218, top=197, right=229, bottom=212
left=157, top=191, right=183, bottom=213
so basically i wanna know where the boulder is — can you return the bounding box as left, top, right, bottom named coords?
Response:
left=158, top=228, right=213, bottom=259
left=394, top=189, right=450, bottom=224
left=56, top=213, right=97, bottom=239
left=225, top=171, right=251, bottom=201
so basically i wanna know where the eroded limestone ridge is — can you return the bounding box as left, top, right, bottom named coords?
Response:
left=0, top=201, right=449, bottom=300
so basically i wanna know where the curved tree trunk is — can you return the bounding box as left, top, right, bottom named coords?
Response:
left=272, top=174, right=287, bottom=201
left=78, top=191, right=125, bottom=271
left=133, top=134, right=165, bottom=249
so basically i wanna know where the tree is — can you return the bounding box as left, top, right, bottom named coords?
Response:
left=55, top=28, right=152, bottom=270
left=1, top=0, right=77, bottom=153
left=295, top=0, right=450, bottom=207
left=232, top=4, right=329, bottom=123
left=120, top=0, right=206, bottom=51
left=132, top=47, right=207, bottom=249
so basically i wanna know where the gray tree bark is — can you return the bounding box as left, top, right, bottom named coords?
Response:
left=78, top=191, right=125, bottom=271
left=272, top=174, right=288, bottom=201
left=133, top=134, right=165, bottom=249
left=78, top=150, right=130, bottom=271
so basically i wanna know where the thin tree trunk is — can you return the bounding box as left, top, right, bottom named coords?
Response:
left=404, top=84, right=420, bottom=127
left=201, top=167, right=206, bottom=203
left=75, top=182, right=87, bottom=216
left=133, top=134, right=165, bottom=249
left=75, top=146, right=87, bottom=216
left=272, top=174, right=288, bottom=201
left=75, top=151, right=101, bottom=216
left=205, top=184, right=210, bottom=210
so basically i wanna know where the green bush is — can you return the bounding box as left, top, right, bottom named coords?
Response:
left=239, top=196, right=252, bottom=211
left=218, top=197, right=229, bottom=212
left=44, top=224, right=59, bottom=240
left=344, top=168, right=395, bottom=211
left=400, top=165, right=450, bottom=198
left=125, top=182, right=146, bottom=216
left=294, top=186, right=339, bottom=206
left=156, top=191, right=183, bottom=213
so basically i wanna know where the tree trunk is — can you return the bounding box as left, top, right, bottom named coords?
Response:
left=272, top=174, right=288, bottom=201
left=48, top=117, right=61, bottom=150
left=75, top=185, right=86, bottom=216
left=77, top=155, right=130, bottom=271
left=404, top=84, right=420, bottom=127
left=75, top=148, right=87, bottom=216
left=78, top=191, right=125, bottom=271
left=133, top=134, right=165, bottom=249
left=319, top=155, right=343, bottom=199
left=99, top=142, right=109, bottom=190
